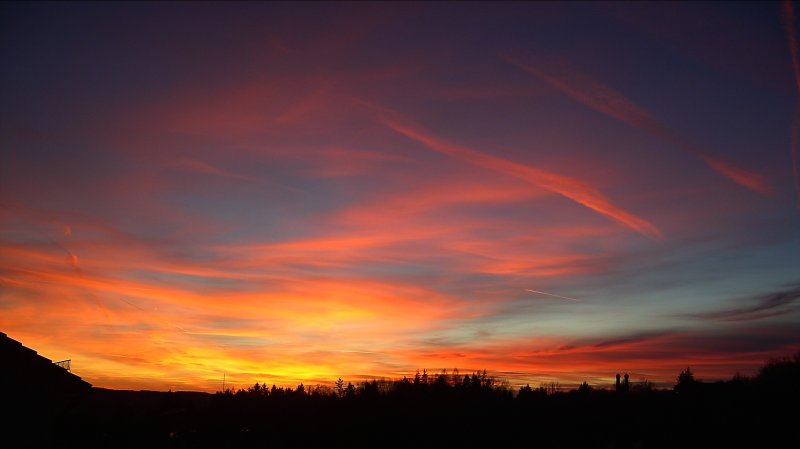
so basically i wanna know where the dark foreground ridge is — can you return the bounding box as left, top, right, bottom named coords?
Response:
left=3, top=331, right=799, bottom=448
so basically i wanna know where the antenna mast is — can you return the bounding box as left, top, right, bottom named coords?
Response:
left=54, top=359, right=71, bottom=372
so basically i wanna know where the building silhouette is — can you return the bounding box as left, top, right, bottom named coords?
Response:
left=2, top=331, right=91, bottom=446
left=1, top=331, right=91, bottom=394
left=615, top=372, right=630, bottom=393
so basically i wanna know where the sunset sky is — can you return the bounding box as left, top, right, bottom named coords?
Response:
left=2, top=2, right=800, bottom=392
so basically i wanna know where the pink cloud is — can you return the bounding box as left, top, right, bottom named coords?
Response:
left=509, top=56, right=772, bottom=194
left=376, top=110, right=661, bottom=238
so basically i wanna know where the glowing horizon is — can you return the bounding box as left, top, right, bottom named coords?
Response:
left=1, top=2, right=799, bottom=392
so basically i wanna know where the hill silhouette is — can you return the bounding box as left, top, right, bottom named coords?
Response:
left=2, top=331, right=798, bottom=448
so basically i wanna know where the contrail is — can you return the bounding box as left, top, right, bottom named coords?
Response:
left=115, top=296, right=188, bottom=334
left=525, top=289, right=581, bottom=302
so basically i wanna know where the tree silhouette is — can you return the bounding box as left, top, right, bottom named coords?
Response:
left=541, top=381, right=560, bottom=395
left=632, top=379, right=655, bottom=393
left=675, top=367, right=697, bottom=395
left=756, top=352, right=800, bottom=393
left=361, top=380, right=378, bottom=397
left=25, top=360, right=800, bottom=448
left=434, top=372, right=448, bottom=389
left=335, top=378, right=345, bottom=398
left=517, top=383, right=533, bottom=398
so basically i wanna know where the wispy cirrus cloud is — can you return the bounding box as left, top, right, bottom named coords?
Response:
left=507, top=56, right=772, bottom=194
left=390, top=323, right=800, bottom=387
left=376, top=110, right=661, bottom=238
left=690, top=284, right=800, bottom=322
left=783, top=1, right=800, bottom=94
left=1, top=3, right=795, bottom=393
left=165, top=158, right=259, bottom=182
left=782, top=0, right=800, bottom=207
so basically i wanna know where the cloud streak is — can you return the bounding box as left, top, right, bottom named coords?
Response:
left=690, top=284, right=800, bottom=322
left=1, top=3, right=795, bottom=392
left=508, top=56, right=771, bottom=194
left=783, top=0, right=800, bottom=207
left=379, top=112, right=661, bottom=238
left=785, top=1, right=800, bottom=95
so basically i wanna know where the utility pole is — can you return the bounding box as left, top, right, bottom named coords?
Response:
left=222, top=373, right=226, bottom=392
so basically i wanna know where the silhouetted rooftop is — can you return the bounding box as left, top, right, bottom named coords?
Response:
left=1, top=331, right=91, bottom=395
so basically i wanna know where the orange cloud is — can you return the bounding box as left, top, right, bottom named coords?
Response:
left=0, top=193, right=629, bottom=390
left=377, top=113, right=661, bottom=238
left=1, top=3, right=793, bottom=396
left=390, top=328, right=800, bottom=388
left=0, top=233, right=482, bottom=390
left=334, top=171, right=552, bottom=227
left=2, top=230, right=796, bottom=391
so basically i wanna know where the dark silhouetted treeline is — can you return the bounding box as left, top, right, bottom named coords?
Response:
left=6, top=354, right=800, bottom=448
